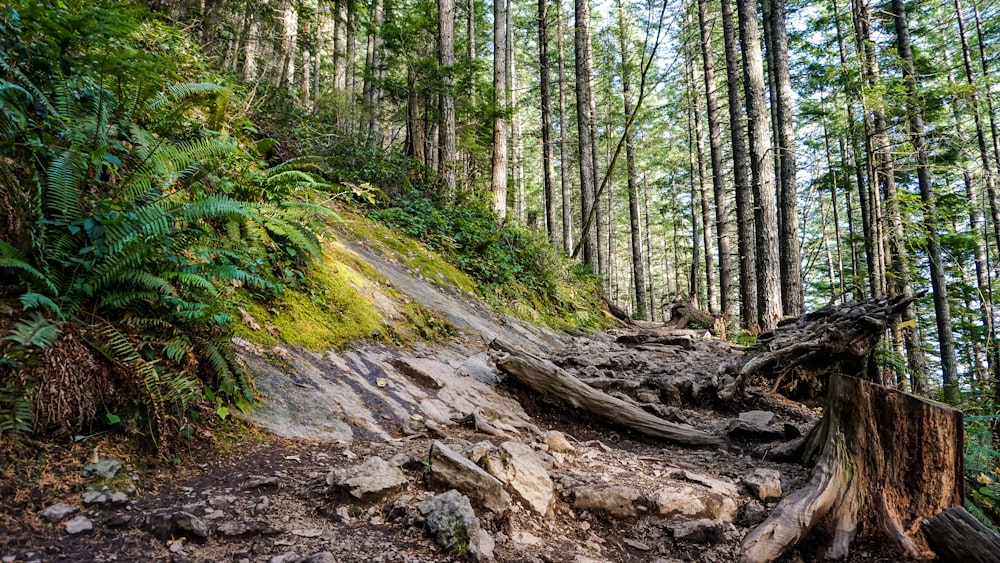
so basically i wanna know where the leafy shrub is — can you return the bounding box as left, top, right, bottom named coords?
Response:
left=0, top=2, right=327, bottom=448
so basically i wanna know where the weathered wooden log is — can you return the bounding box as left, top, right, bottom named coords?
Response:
left=664, top=302, right=726, bottom=338
left=489, top=339, right=724, bottom=447
left=740, top=374, right=963, bottom=563
left=922, top=506, right=1000, bottom=563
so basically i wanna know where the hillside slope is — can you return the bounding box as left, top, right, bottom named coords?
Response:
left=1, top=211, right=919, bottom=563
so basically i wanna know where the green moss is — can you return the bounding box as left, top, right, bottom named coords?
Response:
left=336, top=209, right=478, bottom=295
left=232, top=245, right=386, bottom=350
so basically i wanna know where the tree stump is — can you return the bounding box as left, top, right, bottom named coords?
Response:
left=922, top=506, right=1000, bottom=563
left=740, top=374, right=963, bottom=562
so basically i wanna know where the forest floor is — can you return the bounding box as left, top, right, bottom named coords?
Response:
left=0, top=233, right=927, bottom=563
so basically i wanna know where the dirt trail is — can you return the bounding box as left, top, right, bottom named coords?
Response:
left=1, top=235, right=913, bottom=563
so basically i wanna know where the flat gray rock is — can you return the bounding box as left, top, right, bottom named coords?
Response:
left=42, top=503, right=78, bottom=524
left=742, top=468, right=783, bottom=502
left=64, top=515, right=93, bottom=535
left=481, top=441, right=553, bottom=516
left=570, top=485, right=643, bottom=519
left=330, top=456, right=409, bottom=499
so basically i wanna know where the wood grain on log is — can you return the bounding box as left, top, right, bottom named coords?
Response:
left=922, top=506, right=1000, bottom=563
left=740, top=374, right=963, bottom=562
left=489, top=339, right=724, bottom=447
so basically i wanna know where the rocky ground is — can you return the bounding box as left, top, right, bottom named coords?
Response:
left=0, top=235, right=921, bottom=563
left=0, top=324, right=917, bottom=563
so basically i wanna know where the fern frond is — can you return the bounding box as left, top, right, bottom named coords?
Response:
left=182, top=195, right=252, bottom=222
left=3, top=312, right=61, bottom=349
left=0, top=258, right=59, bottom=296
left=263, top=155, right=326, bottom=176
left=163, top=272, right=218, bottom=297
left=45, top=150, right=86, bottom=223
left=19, top=292, right=61, bottom=315
left=98, top=290, right=157, bottom=309
left=208, top=264, right=277, bottom=292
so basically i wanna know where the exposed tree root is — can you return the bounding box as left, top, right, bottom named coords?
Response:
left=736, top=294, right=920, bottom=399
left=489, top=338, right=725, bottom=447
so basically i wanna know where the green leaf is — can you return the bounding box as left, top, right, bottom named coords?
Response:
left=106, top=412, right=121, bottom=425
left=215, top=405, right=229, bottom=420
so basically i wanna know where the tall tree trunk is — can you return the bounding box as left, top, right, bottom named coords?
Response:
left=720, top=0, right=757, bottom=329
left=689, top=50, right=717, bottom=315
left=539, top=0, right=558, bottom=243
left=406, top=66, right=426, bottom=165
left=557, top=1, right=574, bottom=254
left=891, top=0, right=957, bottom=399
left=334, top=0, right=348, bottom=90
left=346, top=0, right=358, bottom=99
left=956, top=0, right=999, bottom=389
left=242, top=11, right=260, bottom=82
left=737, top=0, right=781, bottom=331
left=766, top=0, right=801, bottom=316
left=363, top=0, right=385, bottom=145
left=833, top=0, right=877, bottom=299
left=467, top=0, right=477, bottom=107
left=282, top=1, right=298, bottom=89
left=643, top=176, right=656, bottom=320
left=688, top=100, right=702, bottom=308
left=575, top=0, right=599, bottom=269
left=439, top=0, right=457, bottom=195
left=617, top=0, right=648, bottom=319
left=492, top=0, right=509, bottom=218
left=697, top=0, right=733, bottom=319
left=822, top=113, right=846, bottom=301
left=851, top=0, right=925, bottom=391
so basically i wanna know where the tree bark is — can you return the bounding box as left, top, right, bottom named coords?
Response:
left=737, top=0, right=781, bottom=331
left=556, top=1, right=574, bottom=254
left=492, top=0, right=509, bottom=219
left=720, top=0, right=757, bottom=329
left=740, top=374, right=964, bottom=562
left=575, top=0, right=599, bottom=268
left=766, top=0, right=801, bottom=316
left=363, top=0, right=385, bottom=145
left=438, top=0, right=457, bottom=195
left=696, top=0, right=733, bottom=320
left=851, top=0, right=925, bottom=390
left=539, top=0, right=558, bottom=244
left=334, top=0, right=348, bottom=90
left=923, top=507, right=1000, bottom=563
left=617, top=0, right=648, bottom=320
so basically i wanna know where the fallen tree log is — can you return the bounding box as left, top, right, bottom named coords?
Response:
left=664, top=301, right=727, bottom=339
left=736, top=294, right=920, bottom=399
left=740, top=374, right=963, bottom=562
left=489, top=339, right=724, bottom=447
left=922, top=506, right=1000, bottom=563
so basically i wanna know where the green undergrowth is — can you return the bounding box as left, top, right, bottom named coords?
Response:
left=366, top=190, right=612, bottom=332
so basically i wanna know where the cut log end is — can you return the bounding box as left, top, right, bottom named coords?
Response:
left=922, top=506, right=1000, bottom=563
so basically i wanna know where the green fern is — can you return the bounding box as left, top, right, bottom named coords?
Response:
left=3, top=312, right=61, bottom=349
